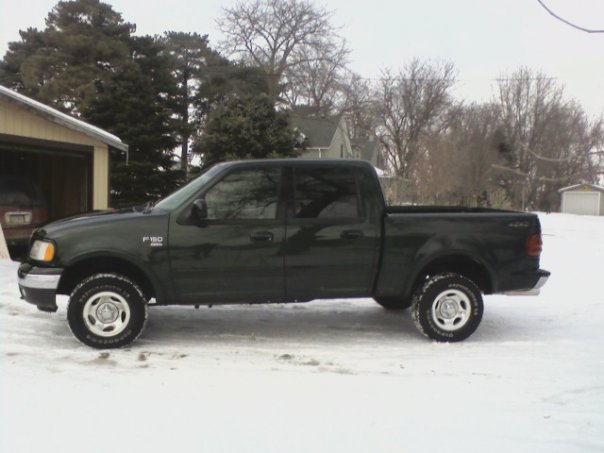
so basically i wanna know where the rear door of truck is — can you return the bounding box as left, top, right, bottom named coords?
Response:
left=283, top=163, right=382, bottom=300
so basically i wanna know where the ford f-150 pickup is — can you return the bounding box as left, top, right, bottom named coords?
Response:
left=18, top=159, right=550, bottom=348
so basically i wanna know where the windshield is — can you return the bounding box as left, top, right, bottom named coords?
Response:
left=0, top=177, right=46, bottom=208
left=154, top=164, right=225, bottom=211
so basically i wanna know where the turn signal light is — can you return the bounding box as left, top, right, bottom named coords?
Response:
left=527, top=233, right=542, bottom=257
left=29, top=240, right=55, bottom=262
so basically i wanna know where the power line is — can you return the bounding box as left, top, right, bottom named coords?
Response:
left=536, top=0, right=604, bottom=33
left=351, top=75, right=561, bottom=83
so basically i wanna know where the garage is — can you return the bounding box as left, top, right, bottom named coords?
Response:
left=0, top=85, right=128, bottom=247
left=559, top=184, right=604, bottom=216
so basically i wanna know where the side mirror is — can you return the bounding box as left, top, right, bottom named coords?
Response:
left=192, top=198, right=208, bottom=226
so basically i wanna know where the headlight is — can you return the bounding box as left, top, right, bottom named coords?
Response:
left=29, top=240, right=55, bottom=262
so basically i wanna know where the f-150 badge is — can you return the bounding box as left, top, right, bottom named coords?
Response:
left=142, top=236, right=164, bottom=247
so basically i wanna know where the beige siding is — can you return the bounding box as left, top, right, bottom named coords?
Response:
left=0, top=100, right=109, bottom=210
left=1, top=101, right=105, bottom=148
left=327, top=120, right=353, bottom=159
left=300, top=148, right=324, bottom=159
left=93, top=145, right=108, bottom=209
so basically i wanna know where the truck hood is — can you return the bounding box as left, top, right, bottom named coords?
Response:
left=35, top=207, right=165, bottom=239
left=29, top=207, right=171, bottom=267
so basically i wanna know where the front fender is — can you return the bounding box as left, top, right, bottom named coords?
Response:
left=59, top=250, right=170, bottom=304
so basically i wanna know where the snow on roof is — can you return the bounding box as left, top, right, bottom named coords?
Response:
left=0, top=85, right=128, bottom=152
left=558, top=183, right=604, bottom=193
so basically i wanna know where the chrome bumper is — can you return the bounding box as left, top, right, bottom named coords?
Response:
left=504, top=272, right=550, bottom=296
left=18, top=263, right=63, bottom=312
left=18, top=272, right=61, bottom=290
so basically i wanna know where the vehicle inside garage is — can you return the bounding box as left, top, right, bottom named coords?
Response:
left=0, top=139, right=92, bottom=221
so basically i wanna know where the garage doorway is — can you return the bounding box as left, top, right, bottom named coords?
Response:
left=0, top=136, right=93, bottom=221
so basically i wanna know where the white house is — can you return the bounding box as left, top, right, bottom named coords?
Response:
left=559, top=184, right=604, bottom=216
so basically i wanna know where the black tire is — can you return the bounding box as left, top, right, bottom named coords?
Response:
left=374, top=297, right=413, bottom=311
left=412, top=273, right=483, bottom=342
left=67, top=273, right=148, bottom=348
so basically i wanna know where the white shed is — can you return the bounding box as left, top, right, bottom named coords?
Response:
left=559, top=184, right=604, bottom=216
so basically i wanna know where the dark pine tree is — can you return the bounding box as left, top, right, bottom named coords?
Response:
left=0, top=0, right=134, bottom=116
left=84, top=36, right=182, bottom=207
left=195, top=94, right=300, bottom=167
left=161, top=32, right=221, bottom=178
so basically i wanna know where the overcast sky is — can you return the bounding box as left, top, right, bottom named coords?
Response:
left=1, top=0, right=604, bottom=117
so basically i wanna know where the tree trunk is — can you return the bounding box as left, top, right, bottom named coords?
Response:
left=181, top=69, right=189, bottom=178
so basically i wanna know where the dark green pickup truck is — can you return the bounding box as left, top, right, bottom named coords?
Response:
left=18, top=159, right=549, bottom=348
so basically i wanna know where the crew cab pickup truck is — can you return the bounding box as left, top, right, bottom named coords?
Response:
left=18, top=159, right=549, bottom=348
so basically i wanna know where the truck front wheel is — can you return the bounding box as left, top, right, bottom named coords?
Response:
left=67, top=273, right=148, bottom=348
left=412, top=273, right=483, bottom=342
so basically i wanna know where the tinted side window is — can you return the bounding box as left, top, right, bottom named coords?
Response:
left=293, top=167, right=360, bottom=219
left=205, top=168, right=280, bottom=220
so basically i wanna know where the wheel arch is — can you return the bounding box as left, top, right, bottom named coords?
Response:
left=58, top=254, right=163, bottom=303
left=405, top=252, right=495, bottom=299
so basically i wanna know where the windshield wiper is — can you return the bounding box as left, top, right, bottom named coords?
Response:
left=132, top=200, right=156, bottom=213
left=142, top=200, right=156, bottom=213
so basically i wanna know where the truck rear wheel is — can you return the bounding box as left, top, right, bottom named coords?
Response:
left=374, top=297, right=413, bottom=310
left=412, top=273, right=483, bottom=342
left=67, top=273, right=148, bottom=348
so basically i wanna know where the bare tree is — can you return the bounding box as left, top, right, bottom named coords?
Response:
left=282, top=40, right=349, bottom=116
left=374, top=59, right=456, bottom=181
left=340, top=73, right=376, bottom=140
left=217, top=0, right=345, bottom=101
left=417, top=103, right=501, bottom=206
left=494, top=67, right=603, bottom=210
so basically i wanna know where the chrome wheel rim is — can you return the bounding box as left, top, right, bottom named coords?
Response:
left=431, top=289, right=472, bottom=331
left=83, top=291, right=131, bottom=337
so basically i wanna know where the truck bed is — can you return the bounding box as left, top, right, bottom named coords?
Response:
left=376, top=206, right=542, bottom=300
left=385, top=205, right=515, bottom=215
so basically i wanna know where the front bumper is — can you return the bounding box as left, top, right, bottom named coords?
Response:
left=18, top=263, right=63, bottom=312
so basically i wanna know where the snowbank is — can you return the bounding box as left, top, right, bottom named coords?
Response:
left=1, top=213, right=603, bottom=452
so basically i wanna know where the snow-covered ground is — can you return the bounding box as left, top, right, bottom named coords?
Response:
left=1, top=213, right=603, bottom=453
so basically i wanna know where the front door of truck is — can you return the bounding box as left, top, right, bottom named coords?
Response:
left=284, top=165, right=380, bottom=300
left=169, top=165, right=285, bottom=304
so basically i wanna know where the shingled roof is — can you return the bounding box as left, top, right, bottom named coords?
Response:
left=290, top=116, right=339, bottom=148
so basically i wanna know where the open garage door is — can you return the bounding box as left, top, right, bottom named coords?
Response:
left=0, top=137, right=92, bottom=221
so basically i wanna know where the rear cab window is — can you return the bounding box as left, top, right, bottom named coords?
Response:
left=291, top=166, right=362, bottom=220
